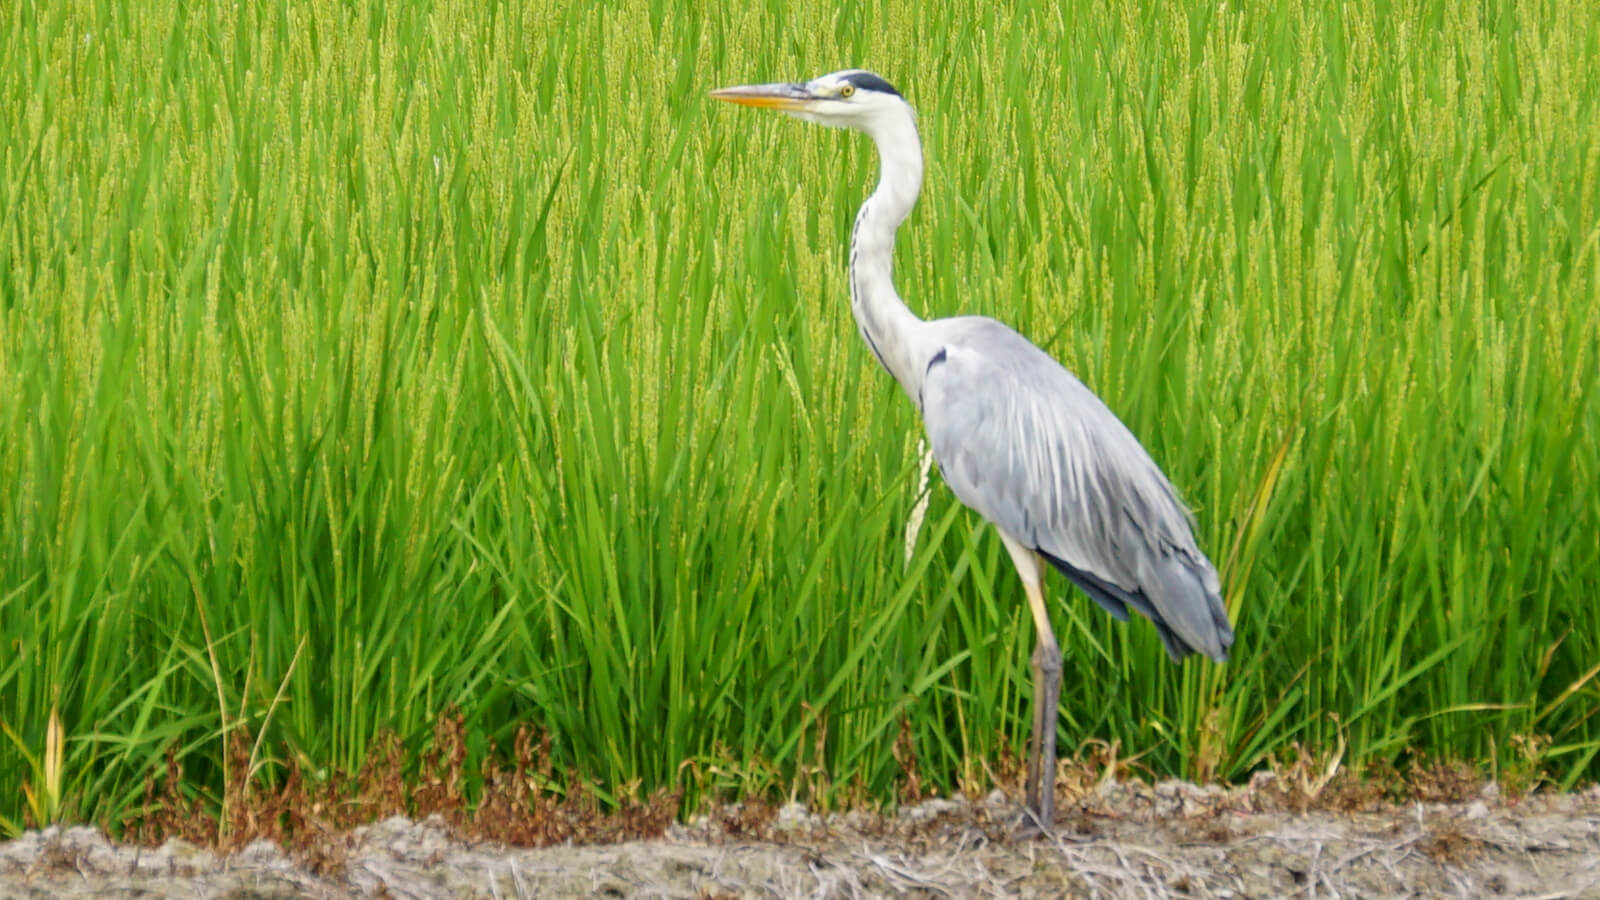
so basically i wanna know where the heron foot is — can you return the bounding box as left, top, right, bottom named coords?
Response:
left=1009, top=805, right=1096, bottom=844
left=1008, top=805, right=1052, bottom=841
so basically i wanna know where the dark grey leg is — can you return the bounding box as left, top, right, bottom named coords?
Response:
left=1022, top=579, right=1061, bottom=832
left=1031, top=630, right=1062, bottom=829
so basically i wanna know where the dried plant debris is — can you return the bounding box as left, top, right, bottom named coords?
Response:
left=4, top=717, right=1597, bottom=896
left=2, top=782, right=1598, bottom=897
left=123, top=713, right=681, bottom=866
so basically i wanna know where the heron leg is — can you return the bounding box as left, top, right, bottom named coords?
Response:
left=1025, top=646, right=1044, bottom=813
left=997, top=532, right=1061, bottom=834
left=1024, top=578, right=1062, bottom=831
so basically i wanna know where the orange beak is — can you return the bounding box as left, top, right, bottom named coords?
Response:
left=709, top=82, right=820, bottom=112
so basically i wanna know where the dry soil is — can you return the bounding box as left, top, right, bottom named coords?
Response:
left=2, top=780, right=1598, bottom=898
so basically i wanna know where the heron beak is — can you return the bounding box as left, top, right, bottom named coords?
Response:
left=709, top=82, right=819, bottom=112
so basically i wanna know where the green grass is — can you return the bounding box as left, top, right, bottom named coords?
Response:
left=2, top=0, right=1598, bottom=833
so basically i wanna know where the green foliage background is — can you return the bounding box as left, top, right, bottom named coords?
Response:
left=2, top=0, right=1597, bottom=831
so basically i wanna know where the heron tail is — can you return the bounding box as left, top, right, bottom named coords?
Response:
left=1039, top=549, right=1233, bottom=663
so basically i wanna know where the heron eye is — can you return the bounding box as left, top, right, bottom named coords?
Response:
left=840, top=84, right=856, bottom=98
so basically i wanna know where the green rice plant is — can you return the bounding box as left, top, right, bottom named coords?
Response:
left=1, top=0, right=1597, bottom=833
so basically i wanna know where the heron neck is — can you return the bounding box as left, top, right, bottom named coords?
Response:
left=850, top=108, right=928, bottom=400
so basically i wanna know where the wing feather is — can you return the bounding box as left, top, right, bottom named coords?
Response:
left=919, top=318, right=1234, bottom=662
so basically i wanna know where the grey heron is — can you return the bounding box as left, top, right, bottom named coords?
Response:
left=711, top=69, right=1235, bottom=832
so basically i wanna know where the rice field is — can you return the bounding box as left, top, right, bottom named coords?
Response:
left=2, top=0, right=1598, bottom=834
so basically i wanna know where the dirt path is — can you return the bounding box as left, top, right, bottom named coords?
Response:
left=3, top=783, right=1598, bottom=897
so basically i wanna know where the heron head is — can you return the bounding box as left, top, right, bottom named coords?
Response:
left=710, top=69, right=907, bottom=132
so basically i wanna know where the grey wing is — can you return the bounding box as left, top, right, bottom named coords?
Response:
left=919, top=320, right=1234, bottom=662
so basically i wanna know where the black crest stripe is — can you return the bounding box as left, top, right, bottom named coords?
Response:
left=844, top=72, right=902, bottom=97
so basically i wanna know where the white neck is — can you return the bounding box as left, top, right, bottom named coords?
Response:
left=848, top=102, right=930, bottom=401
